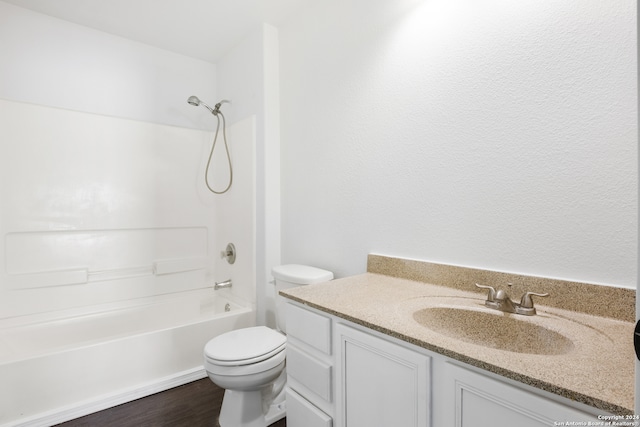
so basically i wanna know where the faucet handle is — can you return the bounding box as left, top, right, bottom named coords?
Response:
left=475, top=283, right=496, bottom=302
left=519, top=291, right=549, bottom=308
left=220, top=243, right=236, bottom=264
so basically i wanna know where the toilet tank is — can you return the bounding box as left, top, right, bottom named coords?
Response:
left=272, top=264, right=333, bottom=333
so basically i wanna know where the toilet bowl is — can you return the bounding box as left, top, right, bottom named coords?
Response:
left=205, top=326, right=287, bottom=427
left=203, top=264, right=333, bottom=427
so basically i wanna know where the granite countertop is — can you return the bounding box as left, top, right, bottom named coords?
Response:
left=281, top=272, right=635, bottom=415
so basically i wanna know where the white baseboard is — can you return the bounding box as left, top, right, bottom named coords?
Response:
left=4, top=367, right=208, bottom=427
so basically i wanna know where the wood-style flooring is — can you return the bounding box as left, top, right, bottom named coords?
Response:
left=56, top=378, right=287, bottom=427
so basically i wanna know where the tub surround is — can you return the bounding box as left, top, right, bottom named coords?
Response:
left=280, top=254, right=635, bottom=415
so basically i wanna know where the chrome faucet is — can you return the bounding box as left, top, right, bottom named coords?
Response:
left=214, top=279, right=233, bottom=290
left=475, top=284, right=548, bottom=316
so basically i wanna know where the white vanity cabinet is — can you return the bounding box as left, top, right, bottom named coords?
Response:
left=285, top=300, right=605, bottom=427
left=285, top=302, right=335, bottom=427
left=334, top=323, right=431, bottom=427
left=434, top=362, right=600, bottom=427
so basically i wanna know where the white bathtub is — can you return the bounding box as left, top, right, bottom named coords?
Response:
left=0, top=289, right=255, bottom=427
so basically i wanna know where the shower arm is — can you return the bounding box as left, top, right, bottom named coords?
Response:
left=199, top=101, right=217, bottom=115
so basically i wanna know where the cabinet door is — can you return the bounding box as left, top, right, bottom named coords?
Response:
left=335, top=324, right=430, bottom=427
left=441, top=362, right=600, bottom=427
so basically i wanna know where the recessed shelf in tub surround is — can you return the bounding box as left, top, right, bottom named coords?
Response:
left=4, top=228, right=208, bottom=289
left=280, top=254, right=635, bottom=415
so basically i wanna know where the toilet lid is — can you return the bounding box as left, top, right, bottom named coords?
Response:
left=204, top=326, right=286, bottom=364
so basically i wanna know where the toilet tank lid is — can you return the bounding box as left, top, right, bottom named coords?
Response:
left=272, top=264, right=333, bottom=284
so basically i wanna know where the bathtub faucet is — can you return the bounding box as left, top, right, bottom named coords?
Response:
left=214, top=279, right=233, bottom=290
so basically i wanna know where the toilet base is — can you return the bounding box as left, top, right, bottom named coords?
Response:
left=264, top=398, right=286, bottom=425
left=219, top=390, right=261, bottom=427
left=216, top=399, right=285, bottom=427
left=217, top=387, right=286, bottom=427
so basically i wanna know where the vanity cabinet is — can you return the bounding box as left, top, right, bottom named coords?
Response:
left=334, top=323, right=430, bottom=427
left=285, top=301, right=604, bottom=427
left=285, top=302, right=334, bottom=426
left=435, top=362, right=600, bottom=427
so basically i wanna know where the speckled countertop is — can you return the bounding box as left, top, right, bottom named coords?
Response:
left=281, top=268, right=635, bottom=415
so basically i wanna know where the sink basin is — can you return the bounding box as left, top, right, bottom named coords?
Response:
left=413, top=306, right=575, bottom=355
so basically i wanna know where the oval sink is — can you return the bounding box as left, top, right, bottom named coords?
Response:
left=413, top=306, right=575, bottom=355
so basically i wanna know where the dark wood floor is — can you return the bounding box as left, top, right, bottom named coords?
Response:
left=56, top=378, right=287, bottom=427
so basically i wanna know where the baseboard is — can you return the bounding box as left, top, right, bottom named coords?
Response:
left=4, top=367, right=208, bottom=427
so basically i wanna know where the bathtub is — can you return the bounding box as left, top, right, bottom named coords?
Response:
left=0, top=288, right=255, bottom=427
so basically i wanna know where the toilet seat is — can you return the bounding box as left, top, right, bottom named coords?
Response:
left=207, top=343, right=286, bottom=366
left=205, top=348, right=286, bottom=377
left=204, top=326, right=286, bottom=367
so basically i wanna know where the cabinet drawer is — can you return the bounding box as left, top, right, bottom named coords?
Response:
left=287, top=343, right=332, bottom=401
left=285, top=302, right=331, bottom=354
left=286, top=388, right=332, bottom=427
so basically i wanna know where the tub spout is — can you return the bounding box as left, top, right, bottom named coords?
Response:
left=214, top=279, right=232, bottom=290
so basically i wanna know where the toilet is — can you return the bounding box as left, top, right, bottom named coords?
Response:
left=204, top=264, right=334, bottom=427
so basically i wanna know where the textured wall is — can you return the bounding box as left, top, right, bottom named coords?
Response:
left=279, top=0, right=637, bottom=287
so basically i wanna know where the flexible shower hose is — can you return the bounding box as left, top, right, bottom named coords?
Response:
left=205, top=111, right=232, bottom=194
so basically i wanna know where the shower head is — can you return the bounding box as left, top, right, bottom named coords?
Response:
left=187, top=95, right=200, bottom=106
left=187, top=95, right=215, bottom=114
left=187, top=96, right=230, bottom=115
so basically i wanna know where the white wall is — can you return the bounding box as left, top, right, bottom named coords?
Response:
left=0, top=1, right=217, bottom=130
left=279, top=0, right=637, bottom=288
